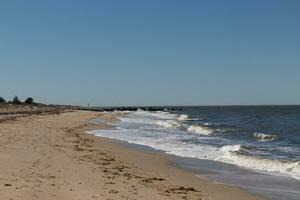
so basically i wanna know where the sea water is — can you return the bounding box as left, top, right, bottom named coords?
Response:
left=89, top=106, right=300, bottom=199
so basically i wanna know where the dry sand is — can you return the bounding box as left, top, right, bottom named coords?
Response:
left=0, top=110, right=267, bottom=200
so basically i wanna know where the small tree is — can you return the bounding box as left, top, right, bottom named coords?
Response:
left=25, top=97, right=34, bottom=104
left=0, top=97, right=6, bottom=103
left=12, top=96, right=21, bottom=104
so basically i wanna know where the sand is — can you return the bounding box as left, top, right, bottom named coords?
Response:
left=0, top=110, right=267, bottom=200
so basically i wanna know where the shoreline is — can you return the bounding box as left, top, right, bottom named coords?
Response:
left=92, top=109, right=300, bottom=200
left=0, top=110, right=266, bottom=200
left=84, top=111, right=268, bottom=200
left=83, top=134, right=267, bottom=200
left=89, top=111, right=300, bottom=200
left=114, top=139, right=300, bottom=200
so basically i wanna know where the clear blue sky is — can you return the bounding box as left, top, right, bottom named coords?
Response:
left=0, top=0, right=299, bottom=106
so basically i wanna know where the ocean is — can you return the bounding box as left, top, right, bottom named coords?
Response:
left=89, top=106, right=300, bottom=199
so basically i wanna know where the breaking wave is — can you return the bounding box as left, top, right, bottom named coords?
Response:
left=187, top=125, right=214, bottom=135
left=253, top=132, right=277, bottom=142
left=90, top=109, right=300, bottom=181
left=218, top=145, right=300, bottom=180
left=178, top=114, right=190, bottom=121
left=156, top=120, right=181, bottom=128
left=220, top=144, right=243, bottom=153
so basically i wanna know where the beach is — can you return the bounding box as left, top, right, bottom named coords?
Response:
left=1, top=1, right=299, bottom=199
left=0, top=110, right=267, bottom=200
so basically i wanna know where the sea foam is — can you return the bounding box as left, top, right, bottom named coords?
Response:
left=220, top=144, right=243, bottom=153
left=90, top=109, right=300, bottom=181
left=178, top=114, right=190, bottom=121
left=156, top=120, right=181, bottom=128
left=217, top=147, right=300, bottom=180
left=187, top=125, right=214, bottom=135
left=253, top=132, right=277, bottom=142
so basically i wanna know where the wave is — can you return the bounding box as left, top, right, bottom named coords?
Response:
left=156, top=120, right=181, bottom=128
left=113, top=110, right=300, bottom=180
left=253, top=132, right=277, bottom=142
left=187, top=125, right=214, bottom=135
left=135, top=110, right=178, bottom=120
left=178, top=114, right=190, bottom=121
left=152, top=111, right=178, bottom=119
left=203, top=122, right=212, bottom=126
left=217, top=146, right=300, bottom=180
left=119, top=116, right=156, bottom=125
left=220, top=144, right=243, bottom=153
left=89, top=125, right=300, bottom=180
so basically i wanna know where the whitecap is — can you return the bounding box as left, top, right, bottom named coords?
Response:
left=178, top=114, right=190, bottom=121
left=253, top=132, right=277, bottom=142
left=217, top=149, right=300, bottom=180
left=187, top=125, right=214, bottom=135
left=156, top=120, right=181, bottom=128
left=220, top=144, right=243, bottom=153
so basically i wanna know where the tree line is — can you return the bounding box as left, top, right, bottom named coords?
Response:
left=0, top=96, right=35, bottom=105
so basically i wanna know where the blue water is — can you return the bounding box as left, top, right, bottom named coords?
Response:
left=89, top=106, right=300, bottom=200
left=176, top=106, right=300, bottom=161
left=90, top=106, right=300, bottom=180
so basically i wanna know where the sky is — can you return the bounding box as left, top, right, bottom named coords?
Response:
left=0, top=0, right=299, bottom=106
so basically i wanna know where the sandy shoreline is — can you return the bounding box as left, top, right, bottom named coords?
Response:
left=0, top=110, right=266, bottom=200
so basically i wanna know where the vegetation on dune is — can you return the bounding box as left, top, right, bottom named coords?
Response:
left=0, top=97, right=6, bottom=103
left=0, top=96, right=35, bottom=105
left=12, top=96, right=22, bottom=104
left=24, top=97, right=34, bottom=104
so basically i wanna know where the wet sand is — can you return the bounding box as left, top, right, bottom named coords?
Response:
left=0, top=110, right=267, bottom=200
